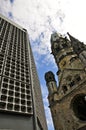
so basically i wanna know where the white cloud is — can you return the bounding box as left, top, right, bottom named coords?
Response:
left=0, top=1, right=86, bottom=130
left=0, top=0, right=65, bottom=67
left=1, top=0, right=86, bottom=43
left=59, top=0, right=86, bottom=42
left=0, top=0, right=86, bottom=66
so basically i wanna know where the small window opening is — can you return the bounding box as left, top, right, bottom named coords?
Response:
left=21, top=106, right=26, bottom=112
left=0, top=102, right=6, bottom=109
left=69, top=81, right=75, bottom=87
left=76, top=76, right=81, bottom=82
left=8, top=97, right=13, bottom=102
left=62, top=43, right=68, bottom=48
left=14, top=105, right=20, bottom=111
left=62, top=85, right=68, bottom=94
left=7, top=103, right=13, bottom=110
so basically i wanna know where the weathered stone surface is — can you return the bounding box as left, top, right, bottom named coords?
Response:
left=45, top=32, right=86, bottom=130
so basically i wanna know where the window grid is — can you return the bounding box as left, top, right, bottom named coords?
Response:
left=0, top=17, right=33, bottom=115
left=0, top=76, right=33, bottom=114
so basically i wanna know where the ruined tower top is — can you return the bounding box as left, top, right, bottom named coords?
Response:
left=67, top=32, right=86, bottom=54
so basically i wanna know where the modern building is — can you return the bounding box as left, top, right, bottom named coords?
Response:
left=45, top=32, right=86, bottom=130
left=0, top=14, right=48, bottom=130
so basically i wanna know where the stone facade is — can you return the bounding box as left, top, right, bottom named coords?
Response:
left=45, top=32, right=86, bottom=130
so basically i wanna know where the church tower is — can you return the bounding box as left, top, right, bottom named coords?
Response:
left=45, top=71, right=59, bottom=130
left=45, top=32, right=86, bottom=130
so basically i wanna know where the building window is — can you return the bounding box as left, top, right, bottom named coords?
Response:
left=71, top=94, right=86, bottom=121
left=62, top=43, right=68, bottom=48
left=76, top=75, right=81, bottom=82
left=69, top=81, right=75, bottom=87
left=62, top=85, right=68, bottom=94
left=54, top=47, right=61, bottom=54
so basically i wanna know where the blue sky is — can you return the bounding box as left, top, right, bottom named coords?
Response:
left=0, top=0, right=86, bottom=130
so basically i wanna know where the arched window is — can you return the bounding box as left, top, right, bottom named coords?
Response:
left=71, top=94, right=86, bottom=121
left=69, top=80, right=75, bottom=87
left=54, top=44, right=61, bottom=53
left=62, top=85, right=68, bottom=94
left=75, top=75, right=81, bottom=82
